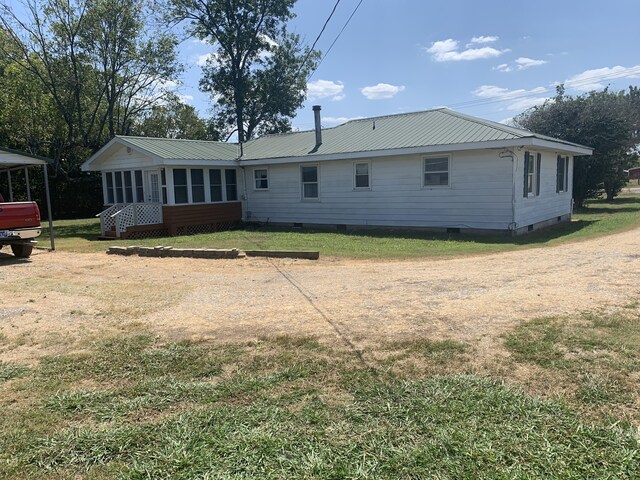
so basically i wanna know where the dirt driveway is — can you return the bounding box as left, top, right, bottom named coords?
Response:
left=1, top=228, right=639, bottom=364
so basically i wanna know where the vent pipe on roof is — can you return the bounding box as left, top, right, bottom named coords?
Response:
left=313, top=105, right=322, bottom=148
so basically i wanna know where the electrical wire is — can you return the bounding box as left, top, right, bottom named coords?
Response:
left=307, top=0, right=366, bottom=81
left=296, top=0, right=343, bottom=77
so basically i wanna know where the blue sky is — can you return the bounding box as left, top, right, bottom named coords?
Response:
left=176, top=0, right=640, bottom=130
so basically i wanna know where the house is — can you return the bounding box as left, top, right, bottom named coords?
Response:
left=81, top=107, right=592, bottom=238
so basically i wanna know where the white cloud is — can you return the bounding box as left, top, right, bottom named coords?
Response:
left=176, top=94, right=194, bottom=104
left=494, top=63, right=512, bottom=73
left=472, top=85, right=549, bottom=111
left=565, top=65, right=640, bottom=92
left=515, top=57, right=547, bottom=70
left=470, top=35, right=499, bottom=44
left=425, top=38, right=507, bottom=62
left=196, top=52, right=220, bottom=67
left=361, top=83, right=405, bottom=100
left=322, top=116, right=365, bottom=126
left=307, top=80, right=345, bottom=101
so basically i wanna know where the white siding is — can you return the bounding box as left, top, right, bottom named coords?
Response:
left=99, top=145, right=156, bottom=170
left=514, top=152, right=573, bottom=227
left=245, top=150, right=515, bottom=230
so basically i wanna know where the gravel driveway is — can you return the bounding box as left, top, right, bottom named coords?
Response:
left=1, top=228, right=639, bottom=364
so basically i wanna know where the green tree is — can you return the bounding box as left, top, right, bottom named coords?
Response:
left=132, top=93, right=220, bottom=140
left=1, top=0, right=181, bottom=217
left=515, top=86, right=639, bottom=206
left=166, top=0, right=319, bottom=142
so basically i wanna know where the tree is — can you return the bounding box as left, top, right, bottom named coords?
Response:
left=166, top=0, right=319, bottom=142
left=515, top=86, right=639, bottom=206
left=132, top=93, right=220, bottom=140
left=0, top=0, right=181, bottom=217
left=1, top=0, right=180, bottom=149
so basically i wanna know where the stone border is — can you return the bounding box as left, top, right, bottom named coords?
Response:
left=107, top=246, right=241, bottom=259
left=106, top=246, right=320, bottom=260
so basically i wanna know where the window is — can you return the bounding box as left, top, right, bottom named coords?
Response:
left=523, top=151, right=541, bottom=197
left=191, top=169, right=205, bottom=203
left=114, top=171, right=124, bottom=203
left=556, top=155, right=569, bottom=193
left=225, top=169, right=238, bottom=201
left=254, top=169, right=268, bottom=190
left=173, top=168, right=188, bottom=204
left=124, top=171, right=133, bottom=203
left=161, top=169, right=168, bottom=204
left=423, top=156, right=449, bottom=186
left=134, top=170, right=144, bottom=202
left=301, top=165, right=319, bottom=199
left=105, top=172, right=115, bottom=204
left=209, top=169, right=222, bottom=202
left=354, top=162, right=370, bottom=189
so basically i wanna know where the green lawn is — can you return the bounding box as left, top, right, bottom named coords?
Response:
left=46, top=194, right=640, bottom=258
left=2, top=311, right=640, bottom=479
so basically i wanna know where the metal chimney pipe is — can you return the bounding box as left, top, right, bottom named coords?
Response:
left=313, top=105, right=322, bottom=147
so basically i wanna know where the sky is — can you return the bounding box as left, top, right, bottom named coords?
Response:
left=175, top=0, right=640, bottom=132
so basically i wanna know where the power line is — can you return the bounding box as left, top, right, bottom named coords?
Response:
left=296, top=0, right=343, bottom=78
left=308, top=0, right=366, bottom=81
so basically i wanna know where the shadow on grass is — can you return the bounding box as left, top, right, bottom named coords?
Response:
left=244, top=219, right=599, bottom=247
left=46, top=222, right=101, bottom=241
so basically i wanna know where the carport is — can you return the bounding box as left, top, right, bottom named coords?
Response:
left=0, top=147, right=55, bottom=250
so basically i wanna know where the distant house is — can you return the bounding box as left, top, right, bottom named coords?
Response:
left=81, top=107, right=592, bottom=238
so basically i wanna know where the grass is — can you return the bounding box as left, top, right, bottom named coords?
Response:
left=42, top=194, right=640, bottom=259
left=1, top=323, right=640, bottom=478
left=504, top=307, right=640, bottom=419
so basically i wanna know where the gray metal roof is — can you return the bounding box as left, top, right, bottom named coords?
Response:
left=118, top=136, right=239, bottom=161
left=83, top=109, right=591, bottom=171
left=0, top=147, right=48, bottom=170
left=241, top=108, right=589, bottom=160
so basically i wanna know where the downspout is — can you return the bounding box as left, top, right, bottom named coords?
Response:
left=499, top=149, right=518, bottom=234
left=237, top=142, right=248, bottom=222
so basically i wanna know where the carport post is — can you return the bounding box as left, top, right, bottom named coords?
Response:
left=43, top=164, right=55, bottom=251
left=7, top=170, right=13, bottom=201
left=25, top=167, right=31, bottom=201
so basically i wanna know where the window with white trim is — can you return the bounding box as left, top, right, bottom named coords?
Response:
left=134, top=170, right=144, bottom=202
left=301, top=165, right=319, bottom=200
left=354, top=162, right=370, bottom=189
left=225, top=169, right=238, bottom=201
left=209, top=169, right=223, bottom=202
left=114, top=171, right=124, bottom=202
left=423, top=156, right=449, bottom=186
left=124, top=171, right=133, bottom=203
left=105, top=172, right=115, bottom=204
left=191, top=169, right=205, bottom=202
left=556, top=155, right=569, bottom=193
left=254, top=168, right=269, bottom=190
left=173, top=168, right=188, bottom=204
left=523, top=151, right=541, bottom=197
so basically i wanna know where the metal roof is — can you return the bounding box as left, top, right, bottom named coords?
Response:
left=241, top=108, right=590, bottom=160
left=0, top=147, right=48, bottom=170
left=83, top=109, right=592, bottom=171
left=117, top=136, right=239, bottom=161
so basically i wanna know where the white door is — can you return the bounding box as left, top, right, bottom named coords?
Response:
left=148, top=172, right=160, bottom=203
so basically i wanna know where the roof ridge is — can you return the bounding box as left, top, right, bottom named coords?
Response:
left=345, top=108, right=447, bottom=125
left=116, top=135, right=236, bottom=146
left=438, top=109, right=533, bottom=138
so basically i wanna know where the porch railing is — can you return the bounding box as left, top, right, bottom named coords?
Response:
left=96, top=203, right=125, bottom=235
left=112, top=203, right=163, bottom=237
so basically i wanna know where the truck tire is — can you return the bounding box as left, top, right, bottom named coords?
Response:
left=11, top=244, right=33, bottom=258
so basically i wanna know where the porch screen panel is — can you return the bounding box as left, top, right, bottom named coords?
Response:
left=124, top=171, right=133, bottom=203
left=173, top=169, right=188, bottom=204
left=191, top=169, right=205, bottom=203
left=105, top=172, right=115, bottom=204
left=114, top=172, right=124, bottom=203
left=134, top=170, right=144, bottom=202
left=225, top=169, right=237, bottom=201
left=209, top=169, right=222, bottom=202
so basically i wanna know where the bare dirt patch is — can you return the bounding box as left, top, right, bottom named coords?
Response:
left=1, top=228, right=639, bottom=365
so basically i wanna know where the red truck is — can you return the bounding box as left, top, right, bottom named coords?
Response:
left=0, top=199, right=41, bottom=258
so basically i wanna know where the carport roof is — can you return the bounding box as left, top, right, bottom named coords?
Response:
left=0, top=147, right=48, bottom=170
